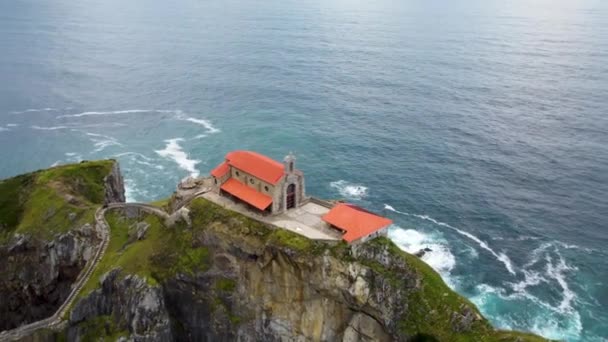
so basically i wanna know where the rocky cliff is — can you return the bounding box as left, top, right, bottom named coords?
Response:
left=0, top=160, right=124, bottom=331
left=1, top=162, right=544, bottom=341
left=58, top=198, right=545, bottom=342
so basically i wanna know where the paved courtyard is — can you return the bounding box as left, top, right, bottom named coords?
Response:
left=201, top=192, right=340, bottom=241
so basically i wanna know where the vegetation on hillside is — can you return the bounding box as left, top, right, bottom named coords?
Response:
left=0, top=160, right=115, bottom=243
left=71, top=194, right=546, bottom=341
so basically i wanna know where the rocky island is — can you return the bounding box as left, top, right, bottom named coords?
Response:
left=0, top=159, right=548, bottom=341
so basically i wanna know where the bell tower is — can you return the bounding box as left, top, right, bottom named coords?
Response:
left=284, top=152, right=296, bottom=173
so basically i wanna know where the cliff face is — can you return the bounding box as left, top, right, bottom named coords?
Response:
left=62, top=199, right=545, bottom=342
left=0, top=160, right=125, bottom=331
left=103, top=162, right=125, bottom=204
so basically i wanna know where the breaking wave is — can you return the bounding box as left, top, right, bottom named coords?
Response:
left=85, top=132, right=124, bottom=153
left=55, top=109, right=220, bottom=137
left=384, top=204, right=516, bottom=275
left=124, top=178, right=152, bottom=203
left=389, top=227, right=456, bottom=279
left=56, top=109, right=173, bottom=118
left=31, top=125, right=69, bottom=130
left=155, top=138, right=200, bottom=177
left=10, top=108, right=57, bottom=114
left=114, top=152, right=164, bottom=170
left=384, top=204, right=586, bottom=341
left=330, top=180, right=368, bottom=200
left=179, top=116, right=221, bottom=134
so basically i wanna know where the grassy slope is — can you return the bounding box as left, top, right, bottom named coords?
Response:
left=77, top=197, right=547, bottom=341
left=0, top=160, right=115, bottom=243
left=78, top=210, right=210, bottom=299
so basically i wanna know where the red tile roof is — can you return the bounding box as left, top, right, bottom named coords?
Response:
left=210, top=161, right=230, bottom=178
left=220, top=178, right=273, bottom=211
left=322, top=203, right=393, bottom=243
left=225, top=150, right=285, bottom=185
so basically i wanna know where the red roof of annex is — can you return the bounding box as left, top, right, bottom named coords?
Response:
left=213, top=150, right=285, bottom=185
left=220, top=178, right=273, bottom=210
left=322, top=203, right=393, bottom=243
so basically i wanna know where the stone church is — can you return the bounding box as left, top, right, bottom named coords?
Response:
left=210, top=151, right=305, bottom=215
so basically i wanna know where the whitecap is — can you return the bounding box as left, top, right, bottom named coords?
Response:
left=114, top=152, right=153, bottom=161
left=508, top=269, right=548, bottom=293
left=383, top=203, right=516, bottom=275
left=0, top=127, right=9, bottom=132
left=124, top=179, right=150, bottom=203
left=545, top=254, right=577, bottom=313
left=180, top=117, right=220, bottom=134
left=155, top=138, right=200, bottom=177
left=330, top=180, right=368, bottom=200
left=389, top=227, right=456, bottom=275
left=11, top=108, right=57, bottom=114
left=31, top=125, right=69, bottom=130
left=83, top=132, right=123, bottom=153
left=56, top=109, right=176, bottom=118
left=6, top=123, right=18, bottom=127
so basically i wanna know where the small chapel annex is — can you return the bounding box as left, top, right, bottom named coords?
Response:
left=209, top=150, right=393, bottom=244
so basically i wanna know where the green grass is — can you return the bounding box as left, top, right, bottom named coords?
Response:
left=215, top=277, right=236, bottom=292
left=77, top=210, right=211, bottom=300
left=358, top=237, right=547, bottom=341
left=149, top=197, right=171, bottom=211
left=70, top=196, right=546, bottom=341
left=79, top=212, right=164, bottom=297
left=76, top=315, right=128, bottom=341
left=0, top=160, right=115, bottom=243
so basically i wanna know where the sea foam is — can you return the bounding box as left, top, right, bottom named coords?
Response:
left=11, top=108, right=57, bottom=114
left=84, top=132, right=123, bottom=153
left=31, top=125, right=69, bottom=130
left=389, top=227, right=456, bottom=276
left=384, top=204, right=516, bottom=275
left=56, top=109, right=173, bottom=118
left=155, top=138, right=200, bottom=177
left=330, top=180, right=368, bottom=200
left=180, top=116, right=220, bottom=134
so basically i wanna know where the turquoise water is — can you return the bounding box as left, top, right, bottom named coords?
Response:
left=1, top=0, right=607, bottom=340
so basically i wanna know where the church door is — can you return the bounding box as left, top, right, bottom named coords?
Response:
left=286, top=184, right=296, bottom=209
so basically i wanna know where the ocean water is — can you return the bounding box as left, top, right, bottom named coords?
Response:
left=1, top=0, right=607, bottom=340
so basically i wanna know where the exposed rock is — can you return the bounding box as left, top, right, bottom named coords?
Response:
left=414, top=247, right=432, bottom=258
left=450, top=305, right=482, bottom=332
left=0, top=226, right=100, bottom=330
left=69, top=269, right=171, bottom=341
left=0, top=160, right=125, bottom=331
left=64, top=234, right=424, bottom=341
left=137, top=223, right=149, bottom=240
left=104, top=162, right=126, bottom=204
left=68, top=212, right=77, bottom=222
